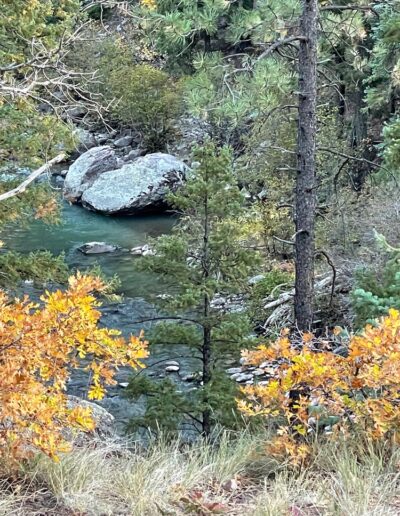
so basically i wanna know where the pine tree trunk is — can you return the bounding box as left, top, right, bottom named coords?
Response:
left=202, top=168, right=212, bottom=437
left=202, top=325, right=212, bottom=436
left=294, top=0, right=318, bottom=331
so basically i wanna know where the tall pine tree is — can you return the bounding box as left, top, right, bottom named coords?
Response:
left=126, top=141, right=260, bottom=436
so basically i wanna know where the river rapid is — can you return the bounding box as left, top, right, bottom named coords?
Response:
left=2, top=201, right=203, bottom=431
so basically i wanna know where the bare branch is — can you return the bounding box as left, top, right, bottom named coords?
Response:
left=257, top=36, right=307, bottom=61
left=318, top=147, right=379, bottom=168
left=315, top=250, right=336, bottom=307
left=0, top=154, right=66, bottom=202
left=320, top=4, right=379, bottom=16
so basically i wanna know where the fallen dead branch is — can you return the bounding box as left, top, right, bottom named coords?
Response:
left=262, top=272, right=347, bottom=332
left=0, top=154, right=66, bottom=202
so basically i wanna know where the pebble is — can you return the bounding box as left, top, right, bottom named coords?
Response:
left=131, top=244, right=155, bottom=256
left=253, top=368, right=266, bottom=376
left=235, top=373, right=254, bottom=383
left=165, top=365, right=180, bottom=373
left=226, top=367, right=242, bottom=375
left=118, top=382, right=129, bottom=389
left=182, top=374, right=195, bottom=382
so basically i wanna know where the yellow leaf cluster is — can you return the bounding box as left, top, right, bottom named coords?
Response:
left=141, top=0, right=157, bottom=10
left=0, top=273, right=148, bottom=462
left=239, top=309, right=400, bottom=461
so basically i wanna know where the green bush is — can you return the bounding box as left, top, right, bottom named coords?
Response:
left=107, top=64, right=183, bottom=151
left=351, top=233, right=400, bottom=326
left=248, top=268, right=294, bottom=324
left=0, top=250, right=69, bottom=287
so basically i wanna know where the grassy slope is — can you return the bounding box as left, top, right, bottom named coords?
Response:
left=2, top=432, right=400, bottom=515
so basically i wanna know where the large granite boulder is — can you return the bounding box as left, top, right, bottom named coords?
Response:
left=80, top=153, right=188, bottom=215
left=64, top=146, right=120, bottom=202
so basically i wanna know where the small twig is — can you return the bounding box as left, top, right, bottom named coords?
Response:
left=315, top=250, right=336, bottom=307
left=320, top=4, right=379, bottom=16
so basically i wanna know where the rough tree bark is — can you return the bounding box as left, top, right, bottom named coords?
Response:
left=202, top=167, right=212, bottom=437
left=294, top=0, right=318, bottom=331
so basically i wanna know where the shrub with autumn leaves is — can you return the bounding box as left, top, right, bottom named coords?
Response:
left=0, top=273, right=148, bottom=462
left=239, top=309, right=400, bottom=462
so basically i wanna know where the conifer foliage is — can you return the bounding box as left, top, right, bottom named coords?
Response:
left=127, top=141, right=260, bottom=435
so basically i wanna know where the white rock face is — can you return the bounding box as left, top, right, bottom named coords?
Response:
left=80, top=153, right=188, bottom=215
left=64, top=146, right=119, bottom=202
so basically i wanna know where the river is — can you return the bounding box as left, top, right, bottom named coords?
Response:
left=2, top=201, right=203, bottom=432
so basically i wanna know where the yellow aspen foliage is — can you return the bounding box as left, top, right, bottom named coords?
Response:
left=141, top=0, right=157, bottom=10
left=239, top=309, right=400, bottom=462
left=0, top=273, right=148, bottom=462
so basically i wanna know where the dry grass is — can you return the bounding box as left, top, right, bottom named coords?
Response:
left=1, top=433, right=400, bottom=515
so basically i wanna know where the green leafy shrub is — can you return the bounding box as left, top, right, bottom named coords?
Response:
left=248, top=268, right=294, bottom=324
left=381, top=117, right=400, bottom=173
left=107, top=64, right=183, bottom=150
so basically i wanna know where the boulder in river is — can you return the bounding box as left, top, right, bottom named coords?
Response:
left=64, top=146, right=120, bottom=202
left=78, top=242, right=119, bottom=254
left=80, top=153, right=188, bottom=215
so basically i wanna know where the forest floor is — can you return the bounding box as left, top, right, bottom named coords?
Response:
left=2, top=431, right=400, bottom=515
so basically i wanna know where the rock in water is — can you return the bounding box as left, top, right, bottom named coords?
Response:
left=80, top=153, right=188, bottom=215
left=165, top=365, right=180, bottom=373
left=64, top=146, right=119, bottom=202
left=78, top=242, right=119, bottom=254
left=131, top=244, right=155, bottom=256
